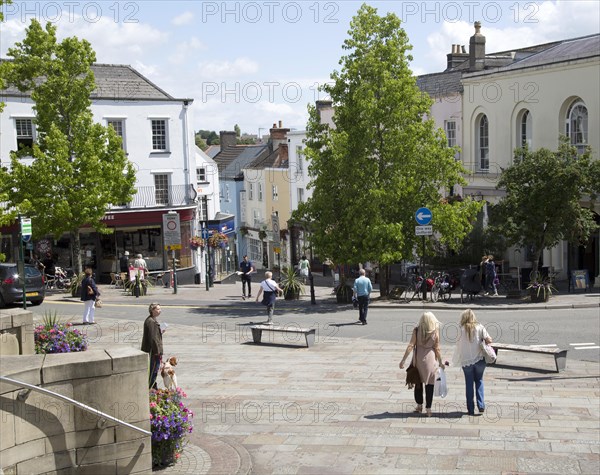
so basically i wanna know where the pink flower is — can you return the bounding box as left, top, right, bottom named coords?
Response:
left=150, top=402, right=157, bottom=408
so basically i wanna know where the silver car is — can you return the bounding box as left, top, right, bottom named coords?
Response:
left=0, top=263, right=46, bottom=307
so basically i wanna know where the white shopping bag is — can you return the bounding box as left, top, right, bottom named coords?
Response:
left=433, top=367, right=448, bottom=398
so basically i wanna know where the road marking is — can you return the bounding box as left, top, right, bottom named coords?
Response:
left=529, top=344, right=557, bottom=347
left=569, top=343, right=596, bottom=346
left=574, top=346, right=600, bottom=350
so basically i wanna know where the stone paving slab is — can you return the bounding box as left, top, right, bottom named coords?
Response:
left=82, top=317, right=598, bottom=475
left=39, top=285, right=600, bottom=474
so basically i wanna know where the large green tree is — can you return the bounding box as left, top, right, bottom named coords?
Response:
left=0, top=20, right=136, bottom=272
left=294, top=4, right=482, bottom=294
left=493, top=138, right=599, bottom=277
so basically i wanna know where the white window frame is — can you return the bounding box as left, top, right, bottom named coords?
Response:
left=107, top=119, right=126, bottom=151
left=258, top=183, right=263, bottom=201
left=566, top=101, right=588, bottom=154
left=296, top=145, right=304, bottom=175
left=248, top=183, right=254, bottom=201
left=253, top=209, right=261, bottom=227
left=196, top=167, right=207, bottom=182
left=14, top=118, right=35, bottom=151
left=517, top=110, right=532, bottom=149
left=445, top=120, right=456, bottom=148
left=151, top=118, right=169, bottom=152
left=272, top=185, right=278, bottom=201
left=248, top=237, right=261, bottom=263
left=154, top=173, right=170, bottom=206
left=477, top=115, right=489, bottom=171
left=297, top=188, right=305, bottom=204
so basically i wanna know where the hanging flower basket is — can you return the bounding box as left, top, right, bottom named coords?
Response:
left=208, top=232, right=228, bottom=248
left=189, top=236, right=205, bottom=250
left=150, top=387, right=194, bottom=467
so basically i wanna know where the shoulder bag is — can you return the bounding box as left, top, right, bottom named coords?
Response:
left=480, top=327, right=496, bottom=364
left=405, top=328, right=421, bottom=389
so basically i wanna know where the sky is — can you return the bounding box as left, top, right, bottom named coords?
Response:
left=1, top=1, right=599, bottom=137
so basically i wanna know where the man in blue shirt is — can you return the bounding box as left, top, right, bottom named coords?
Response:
left=240, top=255, right=254, bottom=299
left=353, top=268, right=373, bottom=325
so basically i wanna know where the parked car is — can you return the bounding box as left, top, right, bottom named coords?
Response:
left=0, top=263, right=45, bottom=307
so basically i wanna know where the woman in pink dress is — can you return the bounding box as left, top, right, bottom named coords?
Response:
left=399, top=312, right=444, bottom=417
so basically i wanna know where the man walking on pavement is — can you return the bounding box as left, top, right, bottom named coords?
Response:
left=240, top=255, right=255, bottom=299
left=353, top=268, right=373, bottom=325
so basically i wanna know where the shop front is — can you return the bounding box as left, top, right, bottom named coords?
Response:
left=0, top=207, right=198, bottom=284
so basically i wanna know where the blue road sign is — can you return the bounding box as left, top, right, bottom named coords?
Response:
left=201, top=227, right=209, bottom=239
left=415, top=207, right=432, bottom=225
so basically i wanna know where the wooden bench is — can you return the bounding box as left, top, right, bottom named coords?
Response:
left=491, top=343, right=568, bottom=372
left=249, top=325, right=316, bottom=348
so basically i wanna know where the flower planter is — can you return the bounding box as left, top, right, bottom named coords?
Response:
left=284, top=288, right=300, bottom=300
left=529, top=289, right=550, bottom=302
left=336, top=285, right=354, bottom=304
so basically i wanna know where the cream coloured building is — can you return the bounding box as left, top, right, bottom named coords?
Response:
left=419, top=24, right=599, bottom=283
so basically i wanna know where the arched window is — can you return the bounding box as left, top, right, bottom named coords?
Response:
left=477, top=114, right=489, bottom=171
left=566, top=101, right=588, bottom=154
left=519, top=110, right=532, bottom=149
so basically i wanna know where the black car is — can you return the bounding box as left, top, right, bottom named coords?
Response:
left=0, top=263, right=45, bottom=307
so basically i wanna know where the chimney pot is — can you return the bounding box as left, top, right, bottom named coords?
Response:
left=278, top=120, right=282, bottom=128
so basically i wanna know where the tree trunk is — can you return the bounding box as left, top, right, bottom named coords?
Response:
left=530, top=248, right=542, bottom=281
left=379, top=264, right=390, bottom=297
left=71, top=230, right=82, bottom=274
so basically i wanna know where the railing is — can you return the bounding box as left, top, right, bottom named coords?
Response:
left=0, top=376, right=151, bottom=436
left=110, top=184, right=195, bottom=209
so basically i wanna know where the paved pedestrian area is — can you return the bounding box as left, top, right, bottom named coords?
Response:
left=43, top=281, right=599, bottom=474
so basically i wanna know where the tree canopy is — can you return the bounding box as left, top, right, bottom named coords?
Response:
left=294, top=4, right=482, bottom=291
left=0, top=19, right=136, bottom=271
left=493, top=138, right=599, bottom=275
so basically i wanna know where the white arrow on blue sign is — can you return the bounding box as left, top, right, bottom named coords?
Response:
left=415, top=207, right=432, bottom=225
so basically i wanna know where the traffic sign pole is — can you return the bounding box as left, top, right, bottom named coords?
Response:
left=415, top=208, right=433, bottom=302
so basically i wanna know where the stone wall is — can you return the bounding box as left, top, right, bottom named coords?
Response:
left=0, top=309, right=35, bottom=356
left=0, top=338, right=151, bottom=474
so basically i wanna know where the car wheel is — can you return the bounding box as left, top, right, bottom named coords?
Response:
left=31, top=298, right=44, bottom=306
left=0, top=294, right=5, bottom=308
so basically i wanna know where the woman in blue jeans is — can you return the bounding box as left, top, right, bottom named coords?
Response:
left=452, top=309, right=493, bottom=415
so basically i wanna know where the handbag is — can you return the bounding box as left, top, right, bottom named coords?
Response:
left=405, top=328, right=421, bottom=389
left=480, top=339, right=496, bottom=364
left=95, top=298, right=103, bottom=308
left=433, top=367, right=448, bottom=398
left=405, top=363, right=421, bottom=389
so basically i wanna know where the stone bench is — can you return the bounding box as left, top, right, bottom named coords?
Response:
left=491, top=343, right=568, bottom=372
left=249, top=325, right=316, bottom=348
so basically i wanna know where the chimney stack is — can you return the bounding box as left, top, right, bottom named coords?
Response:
left=219, top=130, right=237, bottom=149
left=446, top=43, right=469, bottom=71
left=269, top=120, right=290, bottom=149
left=469, top=21, right=486, bottom=71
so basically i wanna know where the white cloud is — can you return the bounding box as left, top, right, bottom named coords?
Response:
left=171, top=11, right=194, bottom=26
left=169, top=37, right=205, bottom=65
left=420, top=1, right=600, bottom=74
left=196, top=58, right=260, bottom=79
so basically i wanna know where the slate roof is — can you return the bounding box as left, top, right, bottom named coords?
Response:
left=246, top=146, right=287, bottom=169
left=417, top=33, right=599, bottom=91
left=0, top=61, right=189, bottom=102
left=215, top=144, right=271, bottom=180
left=497, top=34, right=600, bottom=72
left=416, top=70, right=463, bottom=95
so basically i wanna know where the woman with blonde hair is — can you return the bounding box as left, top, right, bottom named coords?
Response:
left=399, top=312, right=444, bottom=417
left=453, top=309, right=493, bottom=415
